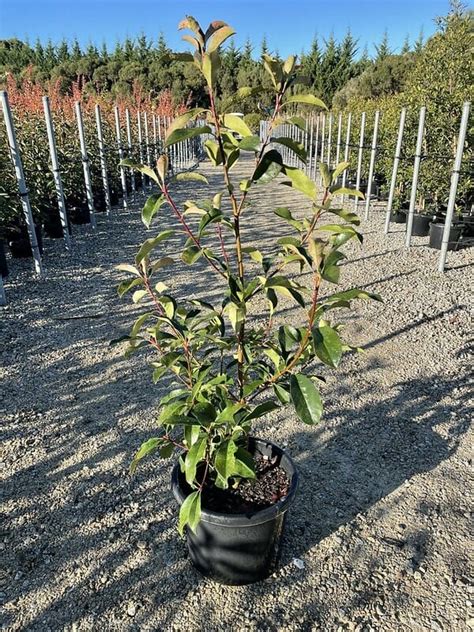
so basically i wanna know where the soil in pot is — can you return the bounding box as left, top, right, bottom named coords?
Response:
left=0, top=240, right=8, bottom=277
left=172, top=437, right=298, bottom=586
left=429, top=221, right=463, bottom=251
left=8, top=224, right=44, bottom=258
left=410, top=213, right=432, bottom=237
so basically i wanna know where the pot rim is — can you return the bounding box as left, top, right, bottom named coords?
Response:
left=171, top=436, right=299, bottom=528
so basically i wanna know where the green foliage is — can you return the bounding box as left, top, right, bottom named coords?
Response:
left=117, top=16, right=379, bottom=535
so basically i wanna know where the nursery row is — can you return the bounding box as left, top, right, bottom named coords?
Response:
left=261, top=100, right=473, bottom=269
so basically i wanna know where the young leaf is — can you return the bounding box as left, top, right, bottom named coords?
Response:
left=290, top=374, right=323, bottom=425
left=135, top=231, right=175, bottom=265
left=207, top=25, right=235, bottom=52
left=215, top=440, right=238, bottom=488
left=165, top=108, right=208, bottom=140
left=282, top=167, right=317, bottom=200
left=184, top=436, right=207, bottom=485
left=172, top=172, right=209, bottom=184
left=282, top=94, right=327, bottom=109
left=234, top=447, right=256, bottom=479
left=142, top=193, right=166, bottom=229
left=312, top=324, right=343, bottom=368
left=182, top=245, right=202, bottom=264
left=223, top=114, right=253, bottom=138
left=130, top=438, right=162, bottom=474
left=165, top=126, right=212, bottom=149
left=178, top=491, right=202, bottom=535
left=273, top=137, right=307, bottom=163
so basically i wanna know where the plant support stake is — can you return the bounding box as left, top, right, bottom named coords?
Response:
left=354, top=112, right=366, bottom=213
left=384, top=107, right=407, bottom=234
left=1, top=90, right=44, bottom=275
left=364, top=110, right=380, bottom=220
left=405, top=106, right=426, bottom=247
left=341, top=112, right=352, bottom=204
left=438, top=101, right=471, bottom=272
left=75, top=101, right=97, bottom=229
left=114, top=105, right=128, bottom=209
left=125, top=108, right=136, bottom=196
left=43, top=95, right=71, bottom=249
left=95, top=104, right=112, bottom=215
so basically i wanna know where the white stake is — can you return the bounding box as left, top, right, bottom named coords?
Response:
left=327, top=113, right=333, bottom=167
left=384, top=107, right=407, bottom=234
left=125, top=108, right=136, bottom=196
left=114, top=105, right=128, bottom=209
left=438, top=101, right=471, bottom=272
left=152, top=114, right=158, bottom=163
left=137, top=111, right=145, bottom=186
left=75, top=101, right=97, bottom=229
left=405, top=106, right=426, bottom=246
left=43, top=95, right=71, bottom=248
left=354, top=112, right=366, bottom=213
left=335, top=111, right=342, bottom=165
left=320, top=113, right=326, bottom=165
left=364, top=110, right=380, bottom=220
left=94, top=104, right=112, bottom=216
left=144, top=111, right=152, bottom=188
left=1, top=91, right=44, bottom=275
left=313, top=114, right=320, bottom=180
left=341, top=112, right=352, bottom=205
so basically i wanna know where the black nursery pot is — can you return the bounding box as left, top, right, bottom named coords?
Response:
left=171, top=437, right=299, bottom=586
left=410, top=213, right=432, bottom=237
left=8, top=224, right=43, bottom=258
left=69, top=204, right=91, bottom=225
left=429, top=221, right=463, bottom=251
left=0, top=240, right=8, bottom=277
left=390, top=209, right=406, bottom=224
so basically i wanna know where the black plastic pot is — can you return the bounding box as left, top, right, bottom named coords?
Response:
left=429, top=221, right=463, bottom=251
left=8, top=224, right=44, bottom=258
left=410, top=213, right=432, bottom=237
left=390, top=209, right=406, bottom=224
left=44, top=214, right=72, bottom=238
left=171, top=437, right=299, bottom=585
left=461, top=213, right=474, bottom=237
left=69, top=205, right=91, bottom=225
left=0, top=240, right=8, bottom=277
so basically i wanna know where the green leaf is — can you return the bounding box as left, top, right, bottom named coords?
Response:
left=223, top=114, right=253, bottom=138
left=121, top=159, right=159, bottom=184
left=282, top=94, right=327, bottom=109
left=226, top=301, right=246, bottom=332
left=290, top=374, right=323, bottom=425
left=325, top=288, right=382, bottom=303
left=178, top=491, right=201, bottom=535
left=118, top=277, right=142, bottom=297
left=182, top=245, right=202, bottom=265
left=185, top=437, right=207, bottom=485
left=234, top=447, right=256, bottom=479
left=331, top=186, right=364, bottom=199
left=172, top=172, right=209, bottom=184
left=164, top=126, right=212, bottom=149
left=273, top=137, right=307, bottom=163
left=132, top=289, right=148, bottom=304
left=282, top=167, right=317, bottom=200
left=207, top=25, right=235, bottom=52
left=239, top=135, right=261, bottom=152
left=142, top=194, right=166, bottom=229
left=242, top=401, right=280, bottom=422
left=116, top=263, right=140, bottom=276
left=253, top=150, right=283, bottom=184
left=201, top=51, right=220, bottom=89
left=274, top=383, right=290, bottom=404
left=312, top=324, right=343, bottom=368
left=165, top=108, right=208, bottom=140
left=242, top=246, right=263, bottom=263
left=331, top=161, right=350, bottom=182
left=215, top=440, right=238, bottom=488
left=319, top=162, right=331, bottom=188
left=326, top=208, right=360, bottom=225
left=135, top=231, right=175, bottom=265
left=287, top=115, right=306, bottom=131
left=130, top=438, right=161, bottom=474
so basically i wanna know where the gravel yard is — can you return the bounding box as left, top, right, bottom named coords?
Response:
left=1, top=157, right=473, bottom=631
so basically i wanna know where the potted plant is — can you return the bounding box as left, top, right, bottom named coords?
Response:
left=390, top=193, right=408, bottom=224
left=429, top=206, right=465, bottom=250
left=116, top=16, right=380, bottom=585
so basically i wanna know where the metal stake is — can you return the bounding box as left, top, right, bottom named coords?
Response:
left=384, top=107, right=407, bottom=234
left=364, top=110, right=380, bottom=220
left=1, top=91, right=44, bottom=275
left=43, top=95, right=71, bottom=248
left=354, top=112, right=366, bottom=213
left=94, top=104, right=112, bottom=216
left=438, top=101, right=471, bottom=272
left=75, top=101, right=97, bottom=229
left=341, top=112, right=352, bottom=205
left=114, top=105, right=128, bottom=209
left=125, top=108, right=136, bottom=196
left=405, top=106, right=426, bottom=246
left=335, top=111, right=342, bottom=165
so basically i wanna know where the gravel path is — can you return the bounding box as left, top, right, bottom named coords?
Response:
left=1, top=157, right=473, bottom=631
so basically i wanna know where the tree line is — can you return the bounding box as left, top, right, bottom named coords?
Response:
left=0, top=27, right=425, bottom=110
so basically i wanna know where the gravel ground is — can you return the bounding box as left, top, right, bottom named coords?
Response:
left=1, top=156, right=473, bottom=631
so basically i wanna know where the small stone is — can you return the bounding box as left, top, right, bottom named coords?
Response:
left=293, top=558, right=305, bottom=570
left=127, top=603, right=137, bottom=617
left=430, top=621, right=443, bottom=631
left=413, top=571, right=422, bottom=580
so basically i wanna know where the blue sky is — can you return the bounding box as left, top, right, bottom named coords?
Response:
left=0, top=0, right=451, bottom=58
